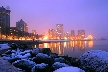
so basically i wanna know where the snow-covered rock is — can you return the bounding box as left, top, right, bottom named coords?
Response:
left=40, top=48, right=51, bottom=55
left=8, top=57, right=21, bottom=63
left=32, top=48, right=40, bottom=54
left=13, top=59, right=36, bottom=72
left=11, top=50, right=16, bottom=53
left=36, top=53, right=49, bottom=59
left=31, top=48, right=40, bottom=57
left=79, top=50, right=108, bottom=72
left=35, top=63, right=48, bottom=69
left=52, top=62, right=69, bottom=70
left=0, top=44, right=10, bottom=50
left=4, top=50, right=12, bottom=54
left=16, top=53, right=31, bottom=59
left=50, top=53, right=58, bottom=58
left=23, top=50, right=31, bottom=53
left=54, top=57, right=65, bottom=63
left=31, top=63, right=49, bottom=72
left=54, top=67, right=85, bottom=72
left=33, top=53, right=53, bottom=65
left=2, top=56, right=11, bottom=60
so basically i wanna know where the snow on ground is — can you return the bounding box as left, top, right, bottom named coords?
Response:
left=0, top=44, right=10, bottom=50
left=54, top=67, right=85, bottom=72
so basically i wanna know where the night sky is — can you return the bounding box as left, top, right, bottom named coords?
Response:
left=0, top=0, right=108, bottom=37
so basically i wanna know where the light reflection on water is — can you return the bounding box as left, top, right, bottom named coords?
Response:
left=33, top=40, right=108, bottom=57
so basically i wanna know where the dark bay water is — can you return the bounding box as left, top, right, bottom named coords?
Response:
left=34, top=40, right=108, bottom=58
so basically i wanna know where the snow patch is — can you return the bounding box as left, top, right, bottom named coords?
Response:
left=35, top=63, right=48, bottom=69
left=36, top=53, right=49, bottom=58
left=0, top=44, right=10, bottom=50
left=52, top=62, right=69, bottom=70
left=54, top=67, right=85, bottom=72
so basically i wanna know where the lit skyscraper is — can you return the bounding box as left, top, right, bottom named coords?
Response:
left=78, top=29, right=85, bottom=39
left=64, top=32, right=69, bottom=39
left=48, top=29, right=56, bottom=39
left=16, top=19, right=28, bottom=32
left=32, top=30, right=36, bottom=35
left=0, top=6, right=11, bottom=38
left=16, top=19, right=28, bottom=36
left=71, top=30, right=75, bottom=37
left=56, top=24, right=64, bottom=39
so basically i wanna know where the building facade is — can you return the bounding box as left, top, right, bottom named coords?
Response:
left=56, top=24, right=64, bottom=39
left=78, top=29, right=85, bottom=39
left=32, top=30, right=36, bottom=35
left=64, top=32, right=69, bottom=39
left=70, top=30, right=75, bottom=40
left=0, top=6, right=11, bottom=39
left=48, top=29, right=56, bottom=39
left=16, top=19, right=28, bottom=36
left=71, top=30, right=75, bottom=37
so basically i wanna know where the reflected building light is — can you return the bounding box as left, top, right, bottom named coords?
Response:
left=54, top=43, right=57, bottom=48
left=34, top=45, right=36, bottom=48
left=44, top=43, right=48, bottom=48
left=64, top=42, right=67, bottom=48
left=88, top=41, right=93, bottom=48
left=58, top=45, right=61, bottom=55
left=75, top=41, right=77, bottom=45
left=79, top=41, right=82, bottom=48
left=72, top=41, right=75, bottom=47
left=84, top=41, right=87, bottom=47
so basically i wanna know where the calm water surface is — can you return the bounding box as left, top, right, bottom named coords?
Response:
left=34, top=40, right=108, bottom=58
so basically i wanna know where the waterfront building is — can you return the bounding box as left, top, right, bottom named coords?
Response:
left=32, top=30, right=37, bottom=39
left=71, top=30, right=75, bottom=37
left=64, top=32, right=70, bottom=39
left=70, top=30, right=75, bottom=40
left=16, top=19, right=28, bottom=36
left=9, top=27, right=19, bottom=39
left=56, top=24, right=64, bottom=39
left=16, top=19, right=28, bottom=32
left=78, top=29, right=85, bottom=39
left=32, top=30, right=37, bottom=35
left=0, top=6, right=11, bottom=39
left=48, top=29, right=56, bottom=39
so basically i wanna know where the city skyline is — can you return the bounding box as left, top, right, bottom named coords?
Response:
left=0, top=0, right=108, bottom=37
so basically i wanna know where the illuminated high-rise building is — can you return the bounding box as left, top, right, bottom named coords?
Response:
left=70, top=30, right=75, bottom=40
left=16, top=19, right=28, bottom=32
left=71, top=30, right=75, bottom=37
left=48, top=29, right=56, bottom=39
left=32, top=30, right=36, bottom=35
left=16, top=19, right=28, bottom=36
left=78, top=29, right=85, bottom=39
left=64, top=32, right=69, bottom=39
left=56, top=24, right=64, bottom=39
left=0, top=6, right=11, bottom=38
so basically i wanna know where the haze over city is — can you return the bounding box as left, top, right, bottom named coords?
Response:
left=0, top=0, right=108, bottom=37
